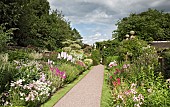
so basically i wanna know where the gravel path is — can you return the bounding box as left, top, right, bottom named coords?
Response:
left=53, top=64, right=104, bottom=107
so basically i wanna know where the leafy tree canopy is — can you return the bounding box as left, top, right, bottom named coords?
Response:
left=113, top=9, right=170, bottom=41
left=0, top=0, right=83, bottom=51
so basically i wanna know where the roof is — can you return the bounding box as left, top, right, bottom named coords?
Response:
left=149, top=41, right=170, bottom=49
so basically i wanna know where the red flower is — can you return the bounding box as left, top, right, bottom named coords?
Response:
left=114, top=71, right=117, bottom=75
left=112, top=81, right=117, bottom=87
left=110, top=76, right=112, bottom=79
left=116, top=78, right=121, bottom=85
left=115, top=68, right=121, bottom=73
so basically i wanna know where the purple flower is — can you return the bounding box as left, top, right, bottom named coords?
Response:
left=62, top=73, right=66, bottom=79
left=55, top=68, right=60, bottom=76
left=40, top=73, right=46, bottom=82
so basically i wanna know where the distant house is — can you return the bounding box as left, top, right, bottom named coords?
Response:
left=149, top=41, right=170, bottom=49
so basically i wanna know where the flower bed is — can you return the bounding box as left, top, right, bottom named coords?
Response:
left=106, top=46, right=170, bottom=106
left=0, top=51, right=91, bottom=106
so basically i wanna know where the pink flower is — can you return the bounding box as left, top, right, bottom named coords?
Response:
left=124, top=90, right=131, bottom=95
left=62, top=73, right=66, bottom=79
left=123, top=64, right=127, bottom=69
left=40, top=73, right=46, bottom=82
left=117, top=78, right=121, bottom=85
left=112, top=81, right=117, bottom=87
left=108, top=61, right=117, bottom=68
left=55, top=68, right=60, bottom=76
left=50, top=67, right=54, bottom=71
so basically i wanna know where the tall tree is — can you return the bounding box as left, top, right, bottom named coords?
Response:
left=113, top=9, right=170, bottom=41
left=0, top=0, right=83, bottom=50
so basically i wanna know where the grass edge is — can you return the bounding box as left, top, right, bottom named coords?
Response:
left=100, top=68, right=113, bottom=107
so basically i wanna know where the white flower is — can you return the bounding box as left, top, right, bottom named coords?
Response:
left=20, top=92, right=25, bottom=96
left=10, top=83, right=15, bottom=87
left=131, top=83, right=137, bottom=88
left=57, top=53, right=61, bottom=59
left=138, top=94, right=144, bottom=101
left=108, top=61, right=117, bottom=68
left=61, top=51, right=64, bottom=58
left=25, top=96, right=30, bottom=101
left=133, top=95, right=139, bottom=102
left=4, top=101, right=9, bottom=106
left=48, top=59, right=53, bottom=65
left=147, top=88, right=152, bottom=93
left=67, top=55, right=72, bottom=61
left=118, top=95, right=124, bottom=101
left=63, top=52, right=67, bottom=59
left=131, top=89, right=137, bottom=94
left=166, top=79, right=170, bottom=83
left=134, top=104, right=140, bottom=107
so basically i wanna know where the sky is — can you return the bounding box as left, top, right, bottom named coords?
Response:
left=48, top=0, right=170, bottom=45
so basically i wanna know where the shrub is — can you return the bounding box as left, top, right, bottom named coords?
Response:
left=0, top=62, right=17, bottom=93
left=84, top=59, right=93, bottom=68
left=57, top=63, right=80, bottom=83
left=29, top=52, right=43, bottom=60
left=0, top=25, right=11, bottom=52
left=7, top=50, right=30, bottom=61
left=115, top=38, right=148, bottom=62
left=91, top=50, right=101, bottom=65
left=160, top=49, right=170, bottom=78
left=105, top=56, right=119, bottom=66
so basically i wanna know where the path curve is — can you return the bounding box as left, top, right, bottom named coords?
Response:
left=54, top=64, right=104, bottom=107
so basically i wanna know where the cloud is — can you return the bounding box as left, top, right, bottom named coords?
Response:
left=83, top=32, right=112, bottom=45
left=48, top=0, right=170, bottom=45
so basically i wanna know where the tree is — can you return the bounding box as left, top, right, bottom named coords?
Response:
left=113, top=9, right=170, bottom=41
left=0, top=0, right=83, bottom=50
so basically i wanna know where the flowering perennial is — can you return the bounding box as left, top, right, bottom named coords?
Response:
left=50, top=67, right=66, bottom=79
left=10, top=73, right=52, bottom=103
left=108, top=60, right=117, bottom=68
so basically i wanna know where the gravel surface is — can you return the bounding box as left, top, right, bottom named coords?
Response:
left=53, top=65, right=104, bottom=107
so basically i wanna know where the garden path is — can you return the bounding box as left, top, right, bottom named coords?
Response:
left=53, top=64, right=104, bottom=107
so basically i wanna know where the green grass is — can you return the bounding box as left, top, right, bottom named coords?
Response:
left=41, top=67, right=92, bottom=107
left=100, top=69, right=113, bottom=107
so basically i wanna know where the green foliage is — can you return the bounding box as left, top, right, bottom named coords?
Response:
left=7, top=50, right=30, bottom=61
left=95, top=39, right=120, bottom=64
left=0, top=62, right=17, bottom=93
left=105, top=56, right=119, bottom=66
left=0, top=0, right=83, bottom=50
left=106, top=46, right=170, bottom=106
left=84, top=59, right=93, bottom=68
left=0, top=25, right=12, bottom=52
left=114, top=9, right=170, bottom=41
left=161, top=49, right=170, bottom=78
left=91, top=50, right=101, bottom=65
left=57, top=63, right=81, bottom=83
left=116, top=38, right=148, bottom=62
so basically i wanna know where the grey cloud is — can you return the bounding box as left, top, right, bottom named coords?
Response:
left=48, top=0, right=170, bottom=44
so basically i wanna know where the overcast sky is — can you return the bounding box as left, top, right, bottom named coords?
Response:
left=48, top=0, right=170, bottom=45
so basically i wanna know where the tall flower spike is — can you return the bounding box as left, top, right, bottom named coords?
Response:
left=57, top=53, right=61, bottom=59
